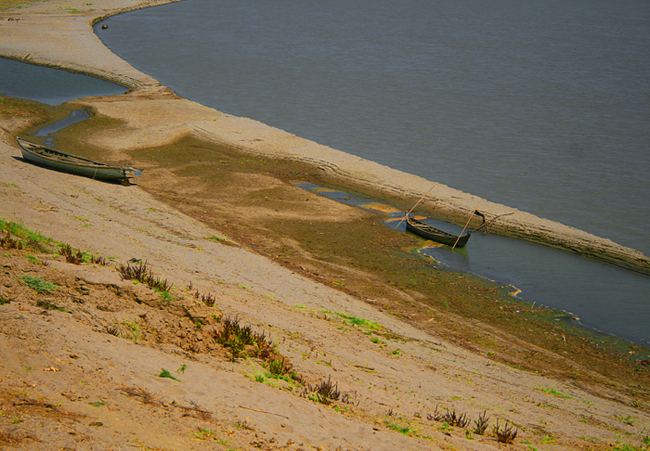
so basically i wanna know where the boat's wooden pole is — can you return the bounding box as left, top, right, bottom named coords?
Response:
left=396, top=184, right=437, bottom=229
left=452, top=199, right=483, bottom=250
left=407, top=183, right=436, bottom=217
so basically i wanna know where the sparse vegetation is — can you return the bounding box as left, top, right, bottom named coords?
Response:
left=0, top=220, right=52, bottom=252
left=192, top=289, right=216, bottom=307
left=384, top=420, right=416, bottom=436
left=36, top=299, right=67, bottom=312
left=214, top=316, right=274, bottom=361
left=494, top=419, right=518, bottom=444
left=60, top=244, right=85, bottom=264
left=331, top=311, right=380, bottom=330
left=117, top=261, right=173, bottom=293
left=300, top=376, right=354, bottom=406
left=91, top=255, right=108, bottom=266
left=122, top=320, right=140, bottom=343
left=192, top=428, right=228, bottom=443
left=21, top=274, right=57, bottom=294
left=0, top=231, right=22, bottom=250
left=473, top=410, right=490, bottom=435
left=156, top=368, right=180, bottom=382
left=537, top=386, right=573, bottom=399
left=234, top=420, right=252, bottom=430
left=427, top=405, right=471, bottom=428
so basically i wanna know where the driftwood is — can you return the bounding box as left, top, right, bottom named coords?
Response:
left=121, top=389, right=213, bottom=415
left=236, top=405, right=290, bottom=419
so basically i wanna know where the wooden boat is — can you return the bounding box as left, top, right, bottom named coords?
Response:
left=405, top=214, right=471, bottom=248
left=17, top=137, right=142, bottom=184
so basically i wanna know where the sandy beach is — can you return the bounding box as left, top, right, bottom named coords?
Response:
left=1, top=0, right=650, bottom=449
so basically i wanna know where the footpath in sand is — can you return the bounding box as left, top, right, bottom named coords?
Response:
left=1, top=1, right=649, bottom=450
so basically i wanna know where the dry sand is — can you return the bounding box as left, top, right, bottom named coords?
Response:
left=1, top=1, right=649, bottom=450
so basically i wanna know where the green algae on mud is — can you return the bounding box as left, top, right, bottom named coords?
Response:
left=13, top=102, right=650, bottom=403
left=120, top=136, right=649, bottom=395
left=1, top=94, right=67, bottom=130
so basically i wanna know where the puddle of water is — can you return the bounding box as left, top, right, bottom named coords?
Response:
left=34, top=109, right=90, bottom=146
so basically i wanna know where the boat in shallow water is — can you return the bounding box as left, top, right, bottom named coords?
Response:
left=17, top=137, right=142, bottom=184
left=405, top=214, right=471, bottom=248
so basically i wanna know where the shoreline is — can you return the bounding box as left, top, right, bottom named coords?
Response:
left=1, top=0, right=649, bottom=276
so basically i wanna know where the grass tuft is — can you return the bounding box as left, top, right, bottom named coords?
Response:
left=494, top=419, right=518, bottom=444
left=21, top=275, right=57, bottom=294
left=156, top=368, right=180, bottom=382
left=118, top=261, right=173, bottom=293
left=473, top=410, right=490, bottom=435
left=60, top=244, right=85, bottom=264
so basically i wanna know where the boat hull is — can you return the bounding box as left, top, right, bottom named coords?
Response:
left=405, top=215, right=470, bottom=248
left=17, top=137, right=141, bottom=182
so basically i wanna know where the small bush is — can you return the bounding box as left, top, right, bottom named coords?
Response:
left=302, top=376, right=342, bottom=405
left=60, top=244, right=84, bottom=264
left=118, top=261, right=173, bottom=292
left=494, top=419, right=518, bottom=444
left=0, top=231, right=22, bottom=250
left=193, top=290, right=216, bottom=307
left=215, top=316, right=273, bottom=360
left=426, top=405, right=470, bottom=428
left=473, top=410, right=490, bottom=435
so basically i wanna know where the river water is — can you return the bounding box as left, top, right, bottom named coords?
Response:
left=95, top=0, right=650, bottom=256
left=0, top=57, right=125, bottom=106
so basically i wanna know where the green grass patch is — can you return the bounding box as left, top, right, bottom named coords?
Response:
left=192, top=428, right=228, bottom=443
left=122, top=320, right=140, bottom=343
left=536, top=386, right=573, bottom=399
left=328, top=311, right=380, bottom=330
left=613, top=444, right=646, bottom=451
left=156, top=368, right=180, bottom=382
left=21, top=275, right=57, bottom=294
left=383, top=420, right=417, bottom=436
left=0, top=219, right=53, bottom=253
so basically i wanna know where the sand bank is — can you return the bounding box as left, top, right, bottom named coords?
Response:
left=1, top=0, right=649, bottom=276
